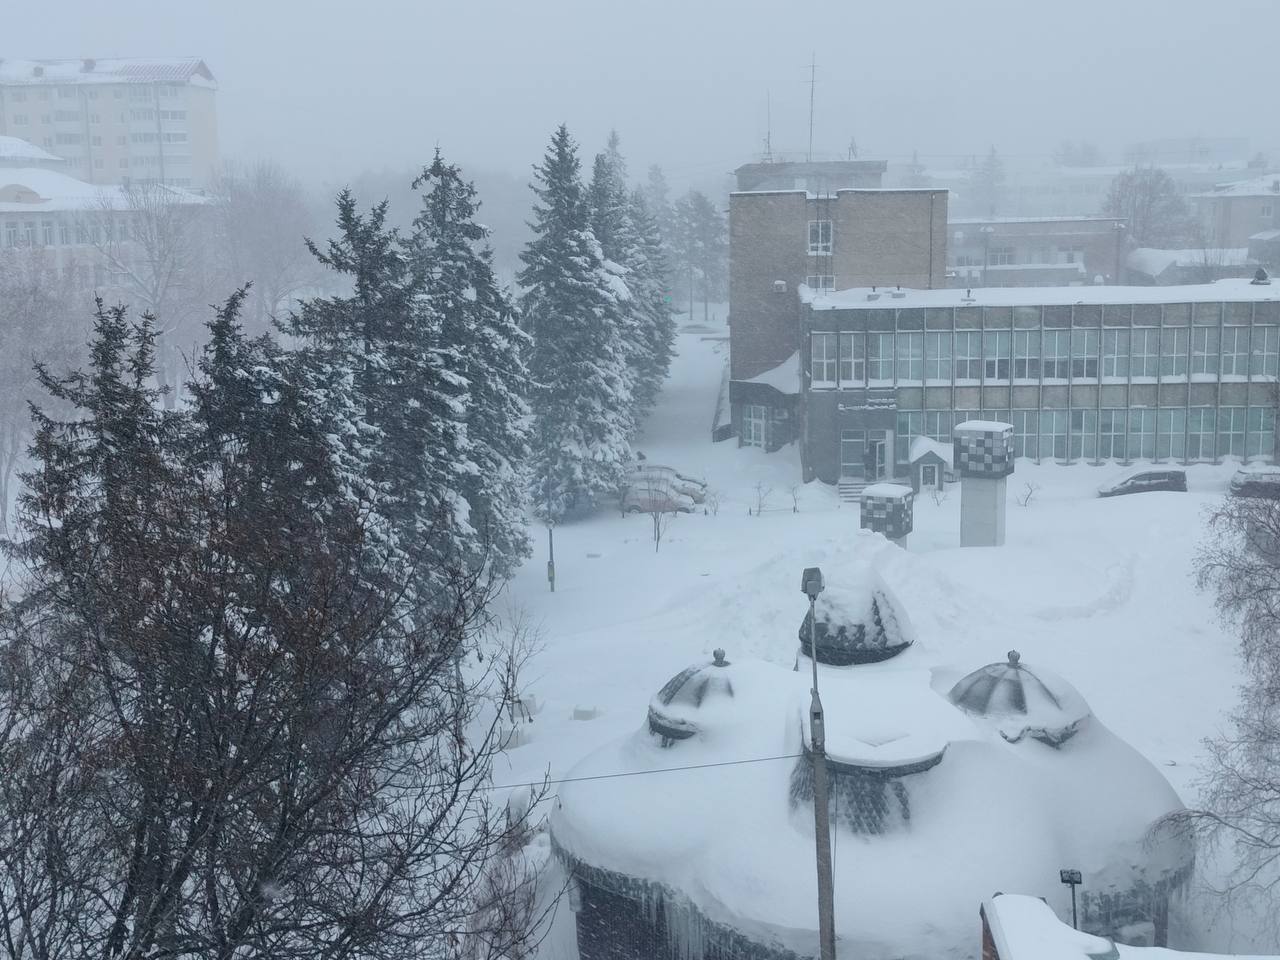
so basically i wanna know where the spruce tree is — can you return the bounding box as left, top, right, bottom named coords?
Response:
left=628, top=187, right=678, bottom=417
left=408, top=151, right=532, bottom=577
left=518, top=125, right=633, bottom=523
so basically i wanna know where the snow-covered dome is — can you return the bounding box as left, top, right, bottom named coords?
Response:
left=798, top=576, right=914, bottom=665
left=647, top=648, right=736, bottom=745
left=948, top=650, right=1091, bottom=746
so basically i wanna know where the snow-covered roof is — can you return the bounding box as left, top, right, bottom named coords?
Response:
left=862, top=482, right=912, bottom=499
left=1194, top=173, right=1280, bottom=198
left=551, top=549, right=1193, bottom=960
left=803, top=278, right=1280, bottom=311
left=984, top=894, right=1280, bottom=960
left=0, top=57, right=216, bottom=89
left=956, top=419, right=1014, bottom=434
left=951, top=215, right=1126, bottom=226
left=0, top=167, right=206, bottom=214
left=909, top=435, right=953, bottom=467
left=0, top=136, right=61, bottom=166
left=1127, top=247, right=1252, bottom=276
left=1251, top=229, right=1280, bottom=242
left=948, top=650, right=1091, bottom=745
left=742, top=351, right=800, bottom=394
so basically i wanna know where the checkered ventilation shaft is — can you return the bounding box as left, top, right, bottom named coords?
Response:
left=860, top=490, right=913, bottom=540
left=953, top=424, right=1015, bottom=479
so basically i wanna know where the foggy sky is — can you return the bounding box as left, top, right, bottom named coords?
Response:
left=7, top=0, right=1275, bottom=191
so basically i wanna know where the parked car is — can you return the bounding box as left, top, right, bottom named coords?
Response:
left=1097, top=468, right=1187, bottom=498
left=1229, top=465, right=1280, bottom=499
left=621, top=479, right=696, bottom=515
left=628, top=463, right=706, bottom=503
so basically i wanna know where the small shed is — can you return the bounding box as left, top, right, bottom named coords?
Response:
left=908, top=436, right=953, bottom=493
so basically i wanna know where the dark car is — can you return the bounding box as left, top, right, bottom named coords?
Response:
left=1097, top=468, right=1187, bottom=498
left=1229, top=466, right=1280, bottom=500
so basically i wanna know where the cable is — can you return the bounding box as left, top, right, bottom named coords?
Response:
left=489, top=753, right=803, bottom=792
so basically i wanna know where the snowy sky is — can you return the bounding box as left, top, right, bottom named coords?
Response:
left=7, top=0, right=1275, bottom=190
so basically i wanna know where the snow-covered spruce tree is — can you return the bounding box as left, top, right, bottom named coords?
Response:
left=627, top=187, right=677, bottom=419
left=288, top=190, right=474, bottom=597
left=408, top=151, right=533, bottom=578
left=518, top=125, right=633, bottom=522
left=0, top=292, right=549, bottom=960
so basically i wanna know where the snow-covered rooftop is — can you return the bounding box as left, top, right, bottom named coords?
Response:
left=0, top=167, right=207, bottom=214
left=803, top=278, right=1280, bottom=311
left=0, top=136, right=61, bottom=166
left=862, top=482, right=913, bottom=499
left=742, top=351, right=800, bottom=394
left=951, top=215, right=1127, bottom=226
left=909, top=436, right=953, bottom=467
left=0, top=57, right=216, bottom=88
left=1127, top=247, right=1252, bottom=276
left=1194, top=173, right=1280, bottom=198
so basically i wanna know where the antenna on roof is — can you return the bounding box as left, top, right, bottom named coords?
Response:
left=806, top=53, right=817, bottom=164
left=763, top=90, right=774, bottom=164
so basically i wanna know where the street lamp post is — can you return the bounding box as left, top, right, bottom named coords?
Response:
left=980, top=224, right=997, bottom=287
left=802, top=567, right=836, bottom=960
left=1060, top=869, right=1082, bottom=929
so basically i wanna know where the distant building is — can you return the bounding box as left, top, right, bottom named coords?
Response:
left=1192, top=173, right=1280, bottom=248
left=733, top=158, right=887, bottom=193
left=1125, top=136, right=1252, bottom=168
left=948, top=215, right=1128, bottom=287
left=1126, top=246, right=1257, bottom=285
left=788, top=279, right=1280, bottom=490
left=0, top=58, right=219, bottom=189
left=727, top=159, right=948, bottom=450
left=0, top=145, right=207, bottom=296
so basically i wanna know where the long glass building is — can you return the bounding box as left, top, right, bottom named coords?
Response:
left=746, top=278, right=1280, bottom=484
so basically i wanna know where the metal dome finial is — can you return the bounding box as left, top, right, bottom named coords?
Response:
left=712, top=648, right=728, bottom=667
left=1007, top=650, right=1021, bottom=666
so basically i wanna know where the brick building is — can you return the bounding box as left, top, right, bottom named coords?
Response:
left=949, top=215, right=1128, bottom=287
left=793, top=278, right=1280, bottom=490
left=727, top=159, right=948, bottom=450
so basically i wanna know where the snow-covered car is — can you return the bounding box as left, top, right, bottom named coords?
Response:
left=1096, top=467, right=1186, bottom=498
left=627, top=463, right=706, bottom=503
left=1229, top=464, right=1280, bottom=499
left=621, top=480, right=696, bottom=515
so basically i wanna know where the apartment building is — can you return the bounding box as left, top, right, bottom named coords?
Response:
left=0, top=58, right=218, bottom=189
left=0, top=142, right=207, bottom=296
left=727, top=159, right=948, bottom=449
left=949, top=216, right=1128, bottom=287
left=1192, top=173, right=1280, bottom=248
left=778, top=278, right=1280, bottom=485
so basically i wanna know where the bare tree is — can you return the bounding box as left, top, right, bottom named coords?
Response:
left=752, top=481, right=772, bottom=516
left=1103, top=167, right=1196, bottom=248
left=1016, top=481, right=1041, bottom=507
left=211, top=161, right=323, bottom=333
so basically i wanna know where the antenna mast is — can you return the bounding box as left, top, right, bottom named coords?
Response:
left=807, top=53, right=817, bottom=163
left=764, top=90, right=774, bottom=163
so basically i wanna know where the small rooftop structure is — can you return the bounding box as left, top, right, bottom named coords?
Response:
left=948, top=650, right=1091, bottom=746
left=647, top=649, right=736, bottom=745
left=0, top=167, right=207, bottom=214
left=798, top=572, right=915, bottom=666
left=734, top=158, right=887, bottom=192
left=1194, top=172, right=1280, bottom=199
left=0, top=136, right=62, bottom=168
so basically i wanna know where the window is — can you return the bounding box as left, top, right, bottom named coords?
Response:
left=805, top=275, right=834, bottom=291
left=1011, top=410, right=1038, bottom=459
left=129, top=86, right=152, bottom=101
left=1221, top=327, right=1249, bottom=377
left=989, top=246, right=1015, bottom=266
left=1071, top=329, right=1099, bottom=379
left=131, top=108, right=156, bottom=122
left=1191, top=326, right=1218, bottom=376
left=54, top=132, right=83, bottom=145
left=11, top=114, right=29, bottom=126
left=807, top=220, right=832, bottom=255
left=1161, top=327, right=1188, bottom=377
left=1042, top=330, right=1070, bottom=379
left=867, top=333, right=894, bottom=382
left=742, top=405, right=768, bottom=448
left=810, top=333, right=837, bottom=388
left=1070, top=409, right=1098, bottom=460
left=896, top=411, right=923, bottom=464
left=1059, top=246, right=1085, bottom=264
left=41, top=221, right=53, bottom=246
left=1157, top=409, right=1186, bottom=461
left=161, top=131, right=188, bottom=144
left=1099, top=409, right=1127, bottom=459
left=91, top=135, right=102, bottom=146
left=1263, top=204, right=1274, bottom=218
left=1131, top=328, right=1160, bottom=378
left=1129, top=409, right=1156, bottom=460
left=1102, top=329, right=1129, bottom=379
left=1012, top=330, right=1039, bottom=380
left=1248, top=407, right=1276, bottom=459
left=1252, top=326, right=1280, bottom=378
left=1219, top=407, right=1247, bottom=459
left=57, top=86, right=75, bottom=99
left=840, top=430, right=865, bottom=478
left=983, top=330, right=1011, bottom=381
left=131, top=132, right=158, bottom=144
left=159, top=109, right=187, bottom=121
left=954, top=331, right=982, bottom=381
left=924, top=331, right=952, bottom=381
left=58, top=222, right=71, bottom=245
left=838, top=333, right=864, bottom=385
left=53, top=110, right=80, bottom=122
left=1187, top=408, right=1216, bottom=461
left=896, top=332, right=924, bottom=382
left=3, top=222, right=17, bottom=247
left=1039, top=409, right=1069, bottom=460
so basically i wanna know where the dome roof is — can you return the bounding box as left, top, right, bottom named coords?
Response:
left=647, top=649, right=735, bottom=745
left=798, top=578, right=914, bottom=666
left=947, top=650, right=1090, bottom=746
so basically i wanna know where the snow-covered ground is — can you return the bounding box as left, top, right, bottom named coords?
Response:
left=501, top=315, right=1257, bottom=957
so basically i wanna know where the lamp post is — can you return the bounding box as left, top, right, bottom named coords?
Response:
left=1059, top=868, right=1082, bottom=929
left=979, top=224, right=996, bottom=287
left=802, top=566, right=836, bottom=960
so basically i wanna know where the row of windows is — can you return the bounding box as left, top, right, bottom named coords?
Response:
left=829, top=300, right=1279, bottom=328
left=6, top=84, right=185, bottom=102
left=810, top=326, right=1280, bottom=387
left=3, top=217, right=150, bottom=248
left=893, top=406, right=1275, bottom=464
left=953, top=245, right=1087, bottom=268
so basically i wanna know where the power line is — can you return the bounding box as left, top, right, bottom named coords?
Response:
left=489, top=753, right=802, bottom=793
